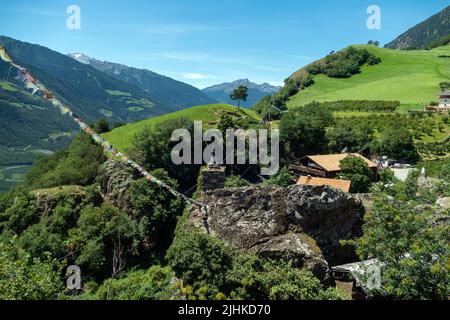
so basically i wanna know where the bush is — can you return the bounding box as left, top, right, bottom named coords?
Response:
left=166, top=229, right=233, bottom=294
left=228, top=255, right=345, bottom=300
left=353, top=197, right=449, bottom=299
left=25, top=133, right=106, bottom=189
left=166, top=224, right=346, bottom=300
left=131, top=118, right=200, bottom=189
left=67, top=203, right=142, bottom=275
left=224, top=175, right=249, bottom=188
left=91, top=265, right=179, bottom=300
left=317, top=100, right=400, bottom=113
left=338, top=155, right=373, bottom=193
left=375, top=126, right=419, bottom=163
left=127, top=169, right=184, bottom=249
left=0, top=240, right=63, bottom=300
left=280, top=102, right=332, bottom=160
left=440, top=161, right=450, bottom=180
left=306, top=47, right=380, bottom=78
left=263, top=167, right=295, bottom=187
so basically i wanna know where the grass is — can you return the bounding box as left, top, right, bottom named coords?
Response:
left=100, top=109, right=113, bottom=117
left=0, top=81, right=18, bottom=92
left=105, top=89, right=132, bottom=97
left=417, top=158, right=449, bottom=178
left=30, top=185, right=85, bottom=197
left=127, top=107, right=144, bottom=112
left=333, top=111, right=392, bottom=118
left=0, top=165, right=31, bottom=194
left=103, top=104, right=260, bottom=152
left=287, top=45, right=450, bottom=110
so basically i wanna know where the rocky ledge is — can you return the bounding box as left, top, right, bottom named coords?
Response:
left=189, top=185, right=365, bottom=282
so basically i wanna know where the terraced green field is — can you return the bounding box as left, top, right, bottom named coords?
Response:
left=0, top=165, right=31, bottom=193
left=103, top=104, right=260, bottom=152
left=287, top=45, right=450, bottom=110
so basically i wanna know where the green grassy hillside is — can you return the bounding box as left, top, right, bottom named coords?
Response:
left=287, top=45, right=450, bottom=110
left=103, top=104, right=260, bottom=152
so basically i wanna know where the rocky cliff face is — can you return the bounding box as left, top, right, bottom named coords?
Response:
left=98, top=160, right=139, bottom=213
left=96, top=161, right=365, bottom=282
left=189, top=185, right=365, bottom=282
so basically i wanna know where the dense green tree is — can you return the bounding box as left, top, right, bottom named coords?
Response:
left=307, top=47, right=380, bottom=78
left=327, top=121, right=374, bottom=154
left=440, top=161, right=450, bottom=180
left=338, top=155, right=374, bottom=193
left=88, top=265, right=179, bottom=300
left=230, top=85, right=248, bottom=108
left=263, top=167, right=295, bottom=187
left=0, top=240, right=63, bottom=300
left=224, top=175, right=249, bottom=188
left=280, top=102, right=333, bottom=160
left=92, top=118, right=110, bottom=134
left=166, top=229, right=233, bottom=295
left=67, top=203, right=141, bottom=276
left=374, top=126, right=419, bottom=163
left=217, top=112, right=235, bottom=136
left=127, top=169, right=184, bottom=250
left=25, top=133, right=106, bottom=189
left=166, top=226, right=346, bottom=300
left=131, top=118, right=199, bottom=189
left=352, top=197, right=449, bottom=299
left=0, top=191, right=38, bottom=235
left=228, top=254, right=345, bottom=300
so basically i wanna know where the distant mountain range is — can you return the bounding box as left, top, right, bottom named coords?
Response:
left=202, top=79, right=280, bottom=108
left=68, top=53, right=216, bottom=111
left=385, top=5, right=450, bottom=50
left=0, top=36, right=216, bottom=169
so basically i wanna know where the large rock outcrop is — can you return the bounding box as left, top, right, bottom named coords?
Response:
left=189, top=185, right=365, bottom=281
left=98, top=160, right=139, bottom=213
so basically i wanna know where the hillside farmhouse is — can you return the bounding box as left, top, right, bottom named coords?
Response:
left=289, top=153, right=378, bottom=179
left=297, top=176, right=352, bottom=193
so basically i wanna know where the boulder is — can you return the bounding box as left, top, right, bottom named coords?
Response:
left=98, top=159, right=139, bottom=213
left=189, top=185, right=364, bottom=282
left=30, top=185, right=86, bottom=217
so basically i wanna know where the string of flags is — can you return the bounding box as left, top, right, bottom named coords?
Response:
left=0, top=44, right=206, bottom=210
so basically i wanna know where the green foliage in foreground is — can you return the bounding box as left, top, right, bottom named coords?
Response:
left=166, top=220, right=346, bottom=300
left=84, top=265, right=180, bottom=300
left=352, top=197, right=449, bottom=299
left=0, top=240, right=63, bottom=300
left=130, top=117, right=200, bottom=189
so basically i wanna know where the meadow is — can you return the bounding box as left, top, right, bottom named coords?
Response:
left=287, top=45, right=450, bottom=110
left=103, top=104, right=260, bottom=152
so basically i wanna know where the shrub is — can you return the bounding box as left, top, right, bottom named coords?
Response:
left=338, top=155, right=373, bottom=193
left=91, top=265, right=178, bottom=300
left=306, top=47, right=380, bottom=78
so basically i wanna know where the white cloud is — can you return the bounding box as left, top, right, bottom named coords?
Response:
left=181, top=73, right=217, bottom=80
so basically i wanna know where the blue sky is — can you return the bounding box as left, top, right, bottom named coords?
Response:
left=0, top=0, right=447, bottom=88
